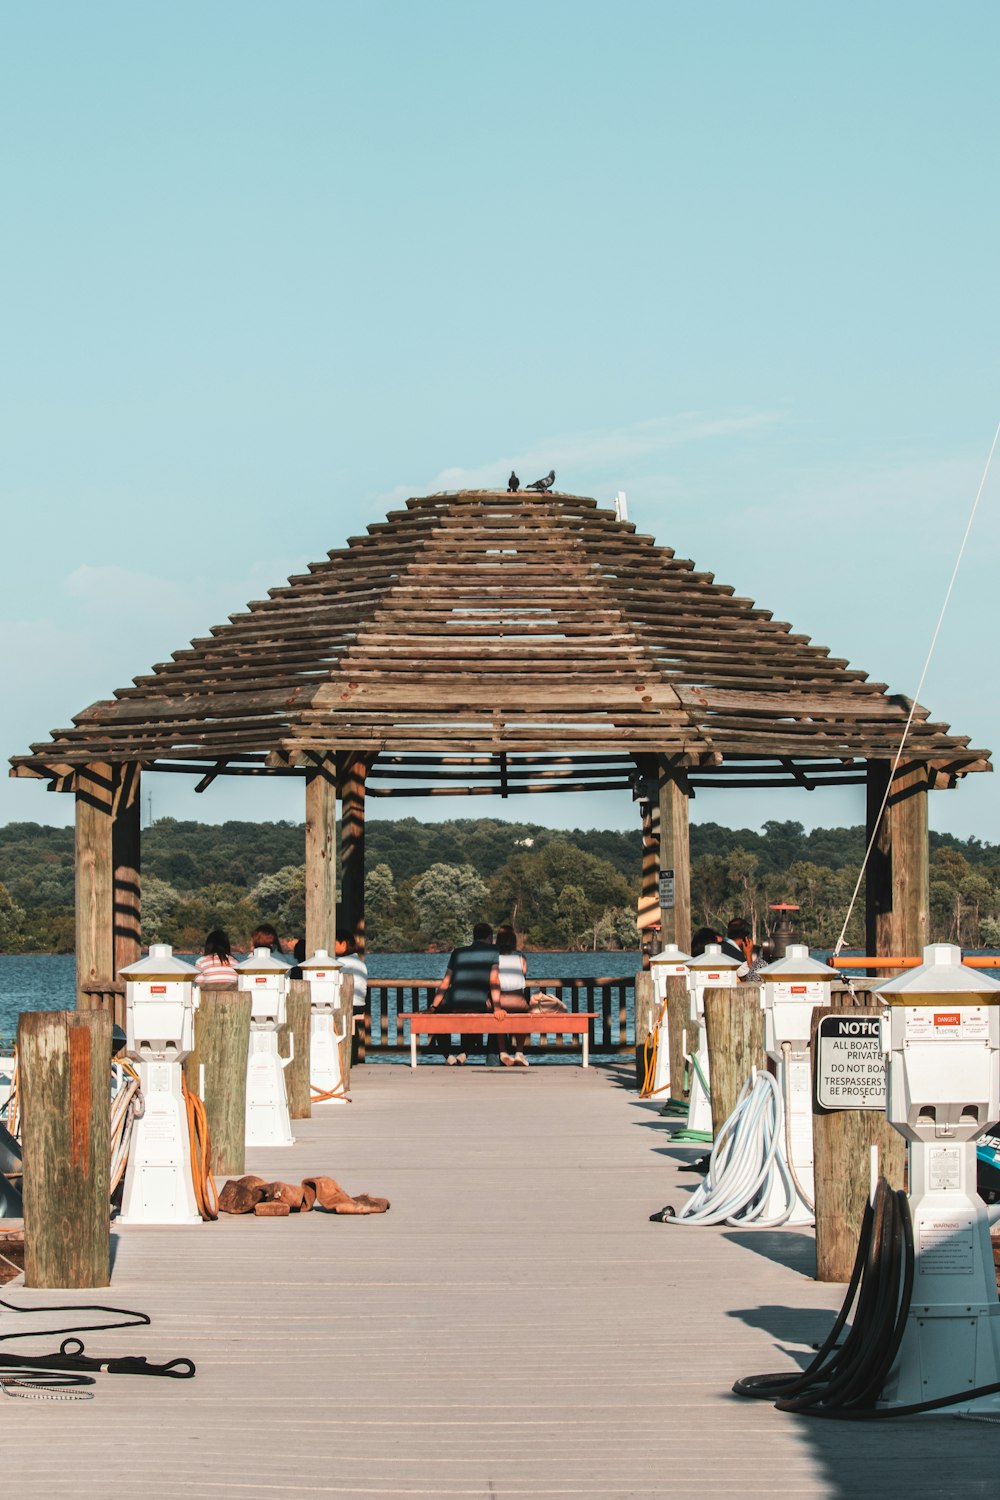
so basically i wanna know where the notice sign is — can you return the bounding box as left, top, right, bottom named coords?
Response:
left=815, top=1014, right=886, bottom=1110
left=659, top=869, right=675, bottom=911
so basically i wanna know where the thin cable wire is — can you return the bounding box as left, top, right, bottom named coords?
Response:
left=833, top=419, right=1000, bottom=957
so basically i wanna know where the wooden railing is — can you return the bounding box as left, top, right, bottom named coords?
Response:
left=361, top=976, right=635, bottom=1058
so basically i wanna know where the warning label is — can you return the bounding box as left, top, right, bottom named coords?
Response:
left=917, top=1216, right=976, bottom=1276
left=815, top=1015, right=886, bottom=1110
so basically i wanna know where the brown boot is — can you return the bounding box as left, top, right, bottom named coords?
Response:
left=218, top=1175, right=268, bottom=1214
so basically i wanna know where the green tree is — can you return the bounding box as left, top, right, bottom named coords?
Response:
left=250, top=865, right=306, bottom=939
left=141, top=874, right=183, bottom=945
left=412, top=863, right=489, bottom=950
left=0, top=882, right=30, bottom=953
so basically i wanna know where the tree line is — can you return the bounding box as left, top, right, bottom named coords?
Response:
left=0, top=815, right=998, bottom=954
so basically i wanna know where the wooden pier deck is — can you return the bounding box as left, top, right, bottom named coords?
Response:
left=6, top=1063, right=998, bottom=1499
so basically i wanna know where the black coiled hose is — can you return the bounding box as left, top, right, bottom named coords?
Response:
left=734, top=1176, right=1000, bottom=1419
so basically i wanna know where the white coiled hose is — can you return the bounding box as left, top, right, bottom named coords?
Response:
left=661, top=1069, right=797, bottom=1227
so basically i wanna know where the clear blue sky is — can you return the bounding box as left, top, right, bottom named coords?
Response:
left=2, top=1, right=998, bottom=839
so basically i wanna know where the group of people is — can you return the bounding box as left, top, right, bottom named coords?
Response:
left=194, top=926, right=368, bottom=1034
left=430, top=922, right=540, bottom=1067
left=690, top=917, right=763, bottom=981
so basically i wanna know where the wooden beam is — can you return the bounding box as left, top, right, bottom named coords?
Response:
left=657, top=756, right=692, bottom=952
left=305, top=754, right=337, bottom=955
left=75, top=763, right=116, bottom=1000
left=866, top=759, right=929, bottom=956
left=339, top=751, right=370, bottom=955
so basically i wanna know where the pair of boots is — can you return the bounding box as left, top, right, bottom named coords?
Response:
left=219, top=1174, right=390, bottom=1217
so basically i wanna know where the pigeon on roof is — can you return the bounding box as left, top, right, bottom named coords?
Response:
left=508, top=470, right=520, bottom=493
left=526, top=470, right=555, bottom=493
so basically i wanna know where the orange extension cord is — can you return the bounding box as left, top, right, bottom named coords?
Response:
left=181, top=1076, right=219, bottom=1221
left=639, top=999, right=670, bottom=1098
left=310, top=1081, right=352, bottom=1103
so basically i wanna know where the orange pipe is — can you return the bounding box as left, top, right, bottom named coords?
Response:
left=831, top=955, right=1000, bottom=969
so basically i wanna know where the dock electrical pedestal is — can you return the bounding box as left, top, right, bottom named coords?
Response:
left=878, top=944, right=1000, bottom=1413
left=117, top=944, right=202, bottom=1226
left=301, top=949, right=349, bottom=1101
left=757, top=944, right=836, bottom=1225
left=648, top=944, right=692, bottom=1097
left=236, top=946, right=295, bottom=1148
left=683, top=945, right=743, bottom=1137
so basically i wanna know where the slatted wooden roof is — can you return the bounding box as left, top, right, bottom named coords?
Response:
left=10, top=490, right=990, bottom=789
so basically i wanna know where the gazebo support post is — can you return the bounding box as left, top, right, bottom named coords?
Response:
left=865, top=759, right=929, bottom=956
left=657, top=758, right=692, bottom=953
left=305, top=754, right=338, bottom=955
left=339, top=752, right=370, bottom=955
left=640, top=797, right=660, bottom=965
left=76, top=762, right=140, bottom=1023
left=113, top=762, right=142, bottom=977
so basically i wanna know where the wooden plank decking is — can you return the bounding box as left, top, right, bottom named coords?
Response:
left=5, top=1062, right=998, bottom=1499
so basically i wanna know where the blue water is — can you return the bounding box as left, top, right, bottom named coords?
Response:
left=0, top=950, right=642, bottom=1042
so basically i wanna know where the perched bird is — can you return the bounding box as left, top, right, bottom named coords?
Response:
left=508, top=470, right=520, bottom=493
left=526, top=469, right=555, bottom=493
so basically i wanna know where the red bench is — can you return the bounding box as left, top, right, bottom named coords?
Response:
left=399, top=1012, right=597, bottom=1069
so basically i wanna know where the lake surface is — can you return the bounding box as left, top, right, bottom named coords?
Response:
left=0, top=950, right=642, bottom=1042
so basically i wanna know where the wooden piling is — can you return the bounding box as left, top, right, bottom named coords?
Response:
left=634, top=970, right=654, bottom=1090
left=665, top=974, right=690, bottom=1104
left=282, top=981, right=312, bottom=1119
left=812, top=1004, right=905, bottom=1282
left=184, top=987, right=251, bottom=1177
left=704, top=984, right=765, bottom=1141
left=18, top=1010, right=111, bottom=1289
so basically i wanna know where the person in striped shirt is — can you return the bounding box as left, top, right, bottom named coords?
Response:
left=194, top=929, right=239, bottom=986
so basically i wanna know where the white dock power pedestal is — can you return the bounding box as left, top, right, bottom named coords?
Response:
left=877, top=943, right=1000, bottom=1413
left=117, top=944, right=201, bottom=1225
left=758, top=944, right=837, bottom=1225
left=301, top=949, right=349, bottom=1102
left=683, top=945, right=743, bottom=1136
left=648, top=945, right=692, bottom=1096
left=236, top=946, right=294, bottom=1148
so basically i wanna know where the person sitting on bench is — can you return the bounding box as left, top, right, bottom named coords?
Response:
left=430, top=921, right=501, bottom=1066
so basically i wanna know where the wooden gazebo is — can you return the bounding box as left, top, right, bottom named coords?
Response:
left=10, top=489, right=991, bottom=1005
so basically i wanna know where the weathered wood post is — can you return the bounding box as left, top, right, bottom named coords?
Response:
left=75, top=762, right=141, bottom=1032
left=865, top=760, right=929, bottom=957
left=812, top=1004, right=905, bottom=1282
left=282, top=980, right=312, bottom=1118
left=637, top=792, right=660, bottom=968
left=339, top=751, right=370, bottom=955
left=183, top=988, right=251, bottom=1177
left=704, top=984, right=765, bottom=1141
left=634, top=969, right=654, bottom=1090
left=305, top=753, right=338, bottom=955
left=19, top=1010, right=111, bottom=1288
left=657, top=757, right=692, bottom=953
left=665, top=974, right=690, bottom=1106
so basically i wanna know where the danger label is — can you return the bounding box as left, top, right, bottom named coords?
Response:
left=904, top=1005, right=990, bottom=1041
left=815, top=1015, right=886, bottom=1110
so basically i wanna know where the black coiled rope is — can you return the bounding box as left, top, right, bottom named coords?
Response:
left=733, top=1177, right=1000, bottom=1419
left=0, top=1294, right=195, bottom=1399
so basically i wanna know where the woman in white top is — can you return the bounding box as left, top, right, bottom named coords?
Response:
left=490, top=923, right=530, bottom=1068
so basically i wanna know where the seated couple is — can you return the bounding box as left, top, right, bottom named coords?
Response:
left=430, top=922, right=543, bottom=1068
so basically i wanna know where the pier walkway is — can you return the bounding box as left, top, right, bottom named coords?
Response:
left=7, top=1063, right=997, bottom=1499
